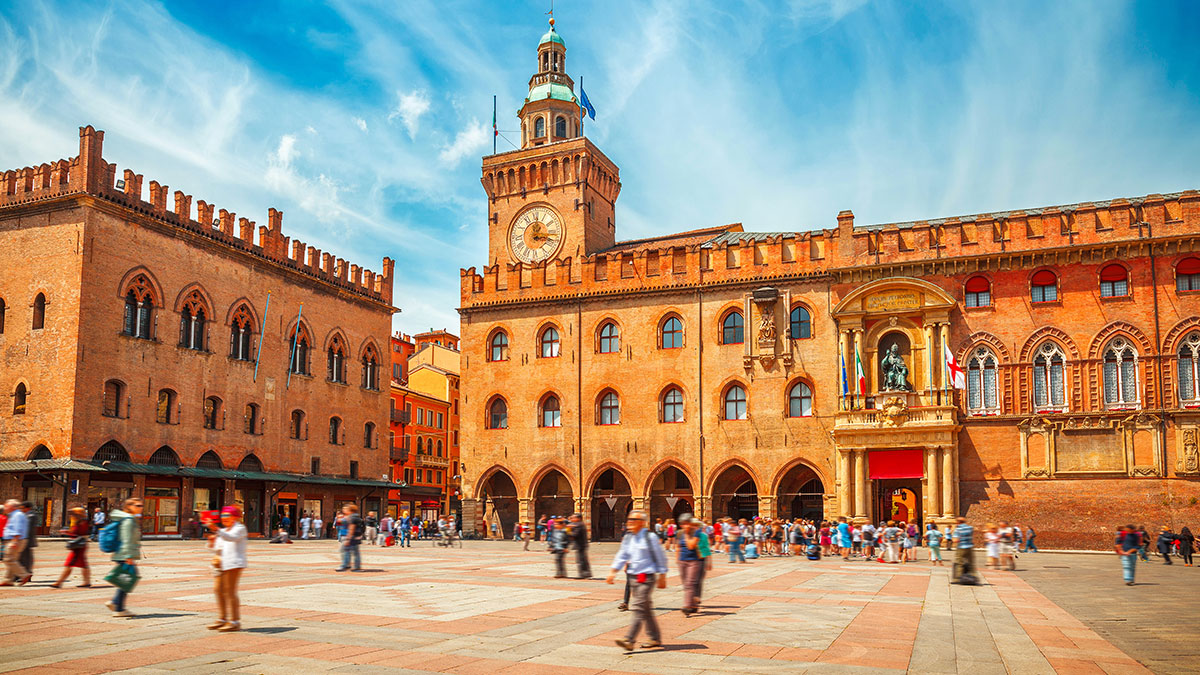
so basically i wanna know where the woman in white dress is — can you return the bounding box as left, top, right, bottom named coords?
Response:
left=984, top=523, right=1001, bottom=569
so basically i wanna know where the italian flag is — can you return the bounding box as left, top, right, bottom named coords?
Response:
left=855, top=348, right=867, bottom=395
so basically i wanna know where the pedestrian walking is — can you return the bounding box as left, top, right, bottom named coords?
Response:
left=998, top=521, right=1016, bottom=570
left=521, top=520, right=532, bottom=551
left=549, top=519, right=569, bottom=578
left=836, top=517, right=852, bottom=561
left=1136, top=525, right=1150, bottom=561
left=951, top=516, right=977, bottom=584
left=1018, top=523, right=1038, bottom=553
left=695, top=519, right=712, bottom=603
left=725, top=518, right=745, bottom=563
left=1, top=500, right=29, bottom=586
left=104, top=498, right=143, bottom=616
left=607, top=510, right=668, bottom=652
left=312, top=514, right=324, bottom=540
left=378, top=514, right=393, bottom=546
left=91, top=508, right=106, bottom=541
left=569, top=513, right=592, bottom=578
left=1179, top=527, right=1195, bottom=567
left=1156, top=526, right=1176, bottom=564
left=364, top=511, right=379, bottom=546
left=677, top=515, right=703, bottom=615
left=881, top=521, right=902, bottom=564
left=50, top=507, right=91, bottom=588
left=336, top=504, right=363, bottom=572
left=925, top=523, right=944, bottom=566
left=984, top=523, right=1000, bottom=568
left=300, top=512, right=311, bottom=539
left=206, top=506, right=248, bottom=632
left=1115, top=524, right=1139, bottom=585
left=17, top=502, right=37, bottom=582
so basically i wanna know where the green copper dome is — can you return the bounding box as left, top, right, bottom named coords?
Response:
left=527, top=81, right=577, bottom=103
left=540, top=27, right=564, bottom=47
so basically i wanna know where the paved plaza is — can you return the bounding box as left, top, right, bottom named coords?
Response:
left=0, top=540, right=1188, bottom=674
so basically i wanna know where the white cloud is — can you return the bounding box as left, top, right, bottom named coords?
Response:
left=354, top=117, right=368, bottom=132
left=438, top=119, right=489, bottom=167
left=389, top=89, right=430, bottom=139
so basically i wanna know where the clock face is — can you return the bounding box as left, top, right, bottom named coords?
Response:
left=508, top=205, right=563, bottom=264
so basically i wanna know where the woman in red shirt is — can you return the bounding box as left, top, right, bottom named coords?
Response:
left=50, top=507, right=91, bottom=588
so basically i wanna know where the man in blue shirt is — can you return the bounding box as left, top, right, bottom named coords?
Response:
left=1114, top=524, right=1140, bottom=586
left=607, top=510, right=668, bottom=652
left=1, top=500, right=29, bottom=585
left=951, top=516, right=976, bottom=583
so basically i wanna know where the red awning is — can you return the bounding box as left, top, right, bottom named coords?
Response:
left=1031, top=270, right=1057, bottom=286
left=1179, top=257, right=1200, bottom=275
left=965, top=276, right=990, bottom=293
left=868, top=449, right=924, bottom=480
left=1099, top=264, right=1127, bottom=282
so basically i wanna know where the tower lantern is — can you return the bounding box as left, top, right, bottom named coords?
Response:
left=520, top=18, right=581, bottom=148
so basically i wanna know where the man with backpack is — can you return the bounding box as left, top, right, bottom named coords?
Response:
left=951, top=516, right=977, bottom=584
left=102, top=498, right=143, bottom=617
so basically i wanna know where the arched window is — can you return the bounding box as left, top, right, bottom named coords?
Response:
left=93, top=441, right=130, bottom=464
left=722, top=310, right=744, bottom=345
left=238, top=454, right=263, bottom=472
left=148, top=447, right=180, bottom=467
left=965, top=276, right=991, bottom=308
left=178, top=291, right=206, bottom=351
left=723, top=384, right=747, bottom=420
left=416, top=437, right=424, bottom=453
left=1178, top=332, right=1200, bottom=404
left=289, top=326, right=310, bottom=375
left=1032, top=342, right=1066, bottom=410
left=488, top=330, right=510, bottom=362
left=229, top=304, right=255, bottom=361
left=327, top=335, right=347, bottom=383
left=487, top=397, right=508, bottom=429
left=203, top=396, right=222, bottom=429
left=436, top=440, right=443, bottom=456
left=102, top=380, right=124, bottom=417
left=13, top=383, right=27, bottom=415
left=156, top=389, right=176, bottom=424
left=540, top=326, right=560, bottom=358
left=361, top=344, right=379, bottom=390
left=540, top=394, right=561, bottom=428
left=1103, top=338, right=1138, bottom=407
left=789, top=306, right=811, bottom=339
left=28, top=446, right=51, bottom=460
left=660, top=316, right=683, bottom=349
left=1100, top=264, right=1129, bottom=298
left=197, top=450, right=222, bottom=469
left=0, top=297, right=6, bottom=334
left=598, top=390, right=620, bottom=425
left=1031, top=270, right=1058, bottom=303
left=31, top=293, right=46, bottom=330
left=787, top=382, right=812, bottom=417
left=290, top=410, right=305, bottom=439
left=244, top=403, right=259, bottom=434
left=598, top=322, right=620, bottom=353
left=966, top=348, right=999, bottom=414
left=329, top=416, right=342, bottom=444
left=534, top=116, right=546, bottom=138
left=123, top=291, right=154, bottom=339
left=554, top=116, right=567, bottom=137
left=364, top=422, right=375, bottom=448
left=661, top=387, right=684, bottom=423
left=1177, top=258, right=1200, bottom=292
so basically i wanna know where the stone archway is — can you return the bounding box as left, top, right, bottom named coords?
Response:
left=711, top=465, right=758, bottom=521
left=647, top=465, right=694, bottom=524
left=589, top=467, right=632, bottom=541
left=533, top=468, right=574, bottom=524
left=775, top=463, right=825, bottom=521
left=479, top=469, right=519, bottom=539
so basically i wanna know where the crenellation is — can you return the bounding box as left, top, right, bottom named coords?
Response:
left=307, top=246, right=320, bottom=270
left=322, top=252, right=335, bottom=276
left=174, top=191, right=192, bottom=221
left=122, top=169, right=143, bottom=199
left=148, top=181, right=167, bottom=213
left=291, top=239, right=305, bottom=263
left=196, top=201, right=214, bottom=230
left=238, top=217, right=253, bottom=243
left=350, top=264, right=362, bottom=287
left=335, top=258, right=347, bottom=282
left=217, top=209, right=235, bottom=237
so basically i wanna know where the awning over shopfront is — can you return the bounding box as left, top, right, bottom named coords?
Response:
left=0, top=459, right=408, bottom=490
left=868, top=449, right=924, bottom=480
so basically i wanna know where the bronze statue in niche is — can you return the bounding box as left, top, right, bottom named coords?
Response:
left=881, top=343, right=911, bottom=391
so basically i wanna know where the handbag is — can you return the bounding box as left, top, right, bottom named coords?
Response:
left=104, top=563, right=140, bottom=593
left=66, top=537, right=88, bottom=551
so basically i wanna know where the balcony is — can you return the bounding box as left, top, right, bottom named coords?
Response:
left=390, top=446, right=409, bottom=463
left=833, top=392, right=959, bottom=449
left=413, top=453, right=449, bottom=469
left=391, top=410, right=410, bottom=424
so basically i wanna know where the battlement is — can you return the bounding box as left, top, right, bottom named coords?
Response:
left=0, top=126, right=395, bottom=306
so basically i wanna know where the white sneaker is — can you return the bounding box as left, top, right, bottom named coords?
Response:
left=112, top=610, right=133, bottom=617
left=105, top=601, right=117, bottom=612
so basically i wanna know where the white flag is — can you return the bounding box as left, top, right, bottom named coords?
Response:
left=944, top=343, right=966, bottom=390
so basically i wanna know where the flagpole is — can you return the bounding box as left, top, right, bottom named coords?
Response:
left=286, top=303, right=304, bottom=389
left=579, top=76, right=584, bottom=138
left=492, top=95, right=497, bottom=155
left=252, top=291, right=271, bottom=382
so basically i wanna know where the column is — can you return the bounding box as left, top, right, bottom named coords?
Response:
left=695, top=495, right=710, bottom=523
left=632, top=496, right=647, bottom=512
left=757, top=495, right=776, bottom=520
left=840, top=329, right=851, bottom=408
left=925, top=447, right=941, bottom=520
left=518, top=497, right=534, bottom=528
left=940, top=447, right=956, bottom=517
left=854, top=449, right=868, bottom=519
left=837, top=450, right=852, bottom=518
left=923, top=323, right=934, bottom=399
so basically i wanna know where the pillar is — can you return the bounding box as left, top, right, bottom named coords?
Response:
left=840, top=329, right=852, bottom=408
left=837, top=450, right=852, bottom=518
left=854, top=449, right=868, bottom=520
left=757, top=495, right=776, bottom=519
left=940, top=446, right=956, bottom=517
left=923, top=323, right=934, bottom=397
left=518, top=497, right=534, bottom=527
left=925, top=446, right=941, bottom=520
left=632, top=496, right=647, bottom=512
left=695, top=495, right=710, bottom=523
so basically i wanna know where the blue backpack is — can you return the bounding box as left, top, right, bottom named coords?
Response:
left=98, top=519, right=122, bottom=553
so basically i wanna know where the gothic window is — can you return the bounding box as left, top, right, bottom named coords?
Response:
left=1031, top=270, right=1058, bottom=303
left=93, top=441, right=130, bottom=464
left=203, top=396, right=222, bottom=429
left=787, top=382, right=812, bottom=417
left=487, top=397, right=508, bottom=429
left=661, top=387, right=684, bottom=423
left=156, top=389, right=176, bottom=424
left=327, top=335, right=347, bottom=383
left=178, top=291, right=207, bottom=351
left=488, top=330, right=509, bottom=361
left=598, top=321, right=620, bottom=353
left=789, top=306, right=812, bottom=339
left=966, top=348, right=999, bottom=414
left=238, top=454, right=263, bottom=472
left=290, top=410, right=306, bottom=439
left=288, top=326, right=311, bottom=375
left=722, top=310, right=744, bottom=345
left=361, top=344, right=379, bottom=390
left=13, top=383, right=27, bottom=415
left=965, top=276, right=991, bottom=308
left=124, top=291, right=154, bottom=338
left=598, top=390, right=620, bottom=425
left=723, top=384, right=747, bottom=420
left=328, top=416, right=342, bottom=444
left=1102, top=338, right=1139, bottom=407
left=540, top=394, right=561, bottom=428
left=1032, top=342, right=1066, bottom=410
left=229, top=304, right=255, bottom=361
left=197, top=451, right=222, bottom=469
left=660, top=316, right=683, bottom=349
left=364, top=422, right=375, bottom=448
left=1178, top=332, right=1200, bottom=404
left=555, top=115, right=567, bottom=138
left=31, top=293, right=46, bottom=330
left=539, top=326, right=560, bottom=358
left=1177, top=258, right=1200, bottom=292
left=1099, top=264, right=1129, bottom=298
left=148, top=447, right=180, bottom=466
left=534, top=116, right=546, bottom=138
left=103, top=380, right=124, bottom=417
left=244, top=403, right=259, bottom=434
left=28, top=445, right=51, bottom=460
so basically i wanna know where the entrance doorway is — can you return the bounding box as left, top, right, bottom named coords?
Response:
left=533, top=469, right=574, bottom=524
left=712, top=465, right=758, bottom=521
left=590, top=468, right=632, bottom=541
left=142, top=482, right=181, bottom=535
left=648, top=466, right=694, bottom=524
left=775, top=463, right=825, bottom=522
left=875, top=480, right=921, bottom=528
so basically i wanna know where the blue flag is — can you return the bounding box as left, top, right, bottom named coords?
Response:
left=580, top=85, right=596, bottom=120
left=840, top=343, right=849, bottom=397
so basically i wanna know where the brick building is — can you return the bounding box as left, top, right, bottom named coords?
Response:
left=0, top=126, right=399, bottom=536
left=458, top=21, right=1200, bottom=547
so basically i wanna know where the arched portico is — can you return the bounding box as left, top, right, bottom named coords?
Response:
left=586, top=464, right=633, bottom=540
left=476, top=466, right=520, bottom=539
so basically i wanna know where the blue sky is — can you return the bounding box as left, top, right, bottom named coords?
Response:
left=2, top=1, right=1199, bottom=333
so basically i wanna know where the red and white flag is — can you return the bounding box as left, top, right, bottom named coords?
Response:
left=944, top=344, right=965, bottom=389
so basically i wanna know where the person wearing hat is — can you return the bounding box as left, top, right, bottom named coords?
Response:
left=50, top=507, right=91, bottom=588
left=206, top=505, right=248, bottom=631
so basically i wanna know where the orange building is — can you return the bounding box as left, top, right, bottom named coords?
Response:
left=0, top=127, right=399, bottom=536
left=458, top=21, right=1200, bottom=547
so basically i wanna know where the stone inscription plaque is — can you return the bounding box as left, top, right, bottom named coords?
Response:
left=866, top=291, right=920, bottom=313
left=1055, top=428, right=1124, bottom=473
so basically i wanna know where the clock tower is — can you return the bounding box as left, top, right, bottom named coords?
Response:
left=481, top=18, right=621, bottom=267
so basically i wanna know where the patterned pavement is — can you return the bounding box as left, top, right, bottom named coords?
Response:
left=0, top=540, right=1155, bottom=673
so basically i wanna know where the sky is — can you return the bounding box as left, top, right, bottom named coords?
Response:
left=2, top=1, right=1199, bottom=334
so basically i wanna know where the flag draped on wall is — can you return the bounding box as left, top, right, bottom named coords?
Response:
left=945, top=343, right=966, bottom=389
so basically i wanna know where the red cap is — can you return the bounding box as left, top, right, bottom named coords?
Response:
left=221, top=506, right=242, bottom=518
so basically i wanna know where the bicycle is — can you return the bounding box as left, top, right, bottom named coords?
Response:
left=435, top=529, right=462, bottom=548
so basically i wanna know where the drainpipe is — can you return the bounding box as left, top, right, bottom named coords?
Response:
left=698, top=287, right=705, bottom=518
left=577, top=300, right=584, bottom=520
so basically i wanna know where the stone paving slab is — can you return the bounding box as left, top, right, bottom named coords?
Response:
left=0, top=541, right=1157, bottom=673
